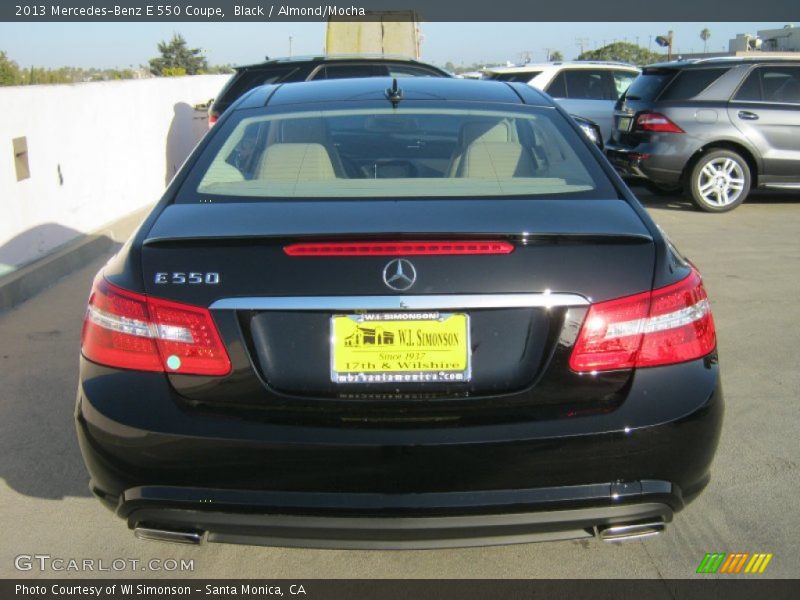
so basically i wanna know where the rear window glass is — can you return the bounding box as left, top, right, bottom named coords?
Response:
left=762, top=67, right=800, bottom=103
left=545, top=72, right=567, bottom=97
left=220, top=67, right=298, bottom=105
left=736, top=66, right=800, bottom=103
left=659, top=68, right=729, bottom=100
left=624, top=70, right=676, bottom=101
left=612, top=71, right=638, bottom=97
left=312, top=64, right=388, bottom=80
left=185, top=107, right=612, bottom=201
left=563, top=70, right=617, bottom=100
left=387, top=65, right=440, bottom=78
left=734, top=69, right=762, bottom=101
left=484, top=71, right=541, bottom=83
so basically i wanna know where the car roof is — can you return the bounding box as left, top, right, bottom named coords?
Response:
left=645, top=55, right=800, bottom=69
left=237, top=77, right=555, bottom=109
left=235, top=54, right=444, bottom=70
left=484, top=61, right=639, bottom=74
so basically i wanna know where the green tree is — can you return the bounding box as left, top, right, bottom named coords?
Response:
left=700, top=28, right=711, bottom=53
left=206, top=64, right=235, bottom=74
left=149, top=34, right=208, bottom=76
left=550, top=50, right=564, bottom=62
left=0, top=51, right=21, bottom=85
left=578, top=42, right=663, bottom=66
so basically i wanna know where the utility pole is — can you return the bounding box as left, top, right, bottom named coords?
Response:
left=543, top=48, right=552, bottom=61
left=289, top=36, right=293, bottom=57
left=576, top=37, right=589, bottom=55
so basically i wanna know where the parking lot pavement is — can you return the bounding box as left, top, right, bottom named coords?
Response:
left=1, top=189, right=798, bottom=579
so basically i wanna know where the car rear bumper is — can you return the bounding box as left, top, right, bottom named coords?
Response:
left=121, top=485, right=675, bottom=548
left=76, top=356, right=723, bottom=548
left=605, top=143, right=688, bottom=186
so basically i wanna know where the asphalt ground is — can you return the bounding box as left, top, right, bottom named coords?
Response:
left=1, top=188, right=798, bottom=579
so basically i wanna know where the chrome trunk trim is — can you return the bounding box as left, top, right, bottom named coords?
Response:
left=210, top=293, right=589, bottom=311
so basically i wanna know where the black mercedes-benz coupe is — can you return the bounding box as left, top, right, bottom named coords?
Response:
left=76, top=77, right=722, bottom=548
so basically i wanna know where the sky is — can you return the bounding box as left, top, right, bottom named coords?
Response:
left=0, top=22, right=793, bottom=69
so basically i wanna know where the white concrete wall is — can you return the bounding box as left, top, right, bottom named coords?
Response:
left=0, top=74, right=231, bottom=274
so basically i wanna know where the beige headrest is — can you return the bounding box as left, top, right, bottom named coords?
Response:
left=280, top=118, right=329, bottom=143
left=459, top=121, right=511, bottom=146
left=258, top=143, right=336, bottom=181
left=459, top=142, right=536, bottom=178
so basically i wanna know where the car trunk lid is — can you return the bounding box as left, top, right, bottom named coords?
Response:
left=140, top=199, right=655, bottom=417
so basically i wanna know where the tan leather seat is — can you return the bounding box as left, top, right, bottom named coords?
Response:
left=274, top=118, right=347, bottom=177
left=200, top=161, right=245, bottom=186
left=257, top=143, right=337, bottom=182
left=447, top=121, right=513, bottom=177
left=457, top=141, right=537, bottom=178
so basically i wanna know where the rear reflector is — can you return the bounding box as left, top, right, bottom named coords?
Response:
left=569, top=269, right=715, bottom=372
left=81, top=277, right=231, bottom=376
left=635, top=112, right=685, bottom=133
left=284, top=241, right=515, bottom=256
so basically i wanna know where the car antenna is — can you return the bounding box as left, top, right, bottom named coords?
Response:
left=385, top=78, right=403, bottom=106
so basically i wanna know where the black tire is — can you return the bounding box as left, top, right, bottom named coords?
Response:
left=644, top=181, right=683, bottom=196
left=685, top=149, right=751, bottom=213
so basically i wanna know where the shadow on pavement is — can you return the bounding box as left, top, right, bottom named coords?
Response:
left=0, top=255, right=113, bottom=500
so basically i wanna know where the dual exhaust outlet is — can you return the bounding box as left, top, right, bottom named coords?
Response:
left=134, top=527, right=206, bottom=545
left=596, top=520, right=666, bottom=542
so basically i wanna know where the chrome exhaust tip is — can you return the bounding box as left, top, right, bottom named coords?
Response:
left=134, top=526, right=206, bottom=545
left=597, top=520, right=665, bottom=542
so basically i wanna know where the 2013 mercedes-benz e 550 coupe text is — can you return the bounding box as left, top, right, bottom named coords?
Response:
left=76, top=77, right=722, bottom=549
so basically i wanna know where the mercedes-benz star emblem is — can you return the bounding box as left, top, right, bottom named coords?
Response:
left=382, top=258, right=417, bottom=291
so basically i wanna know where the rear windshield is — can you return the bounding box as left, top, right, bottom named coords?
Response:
left=483, top=71, right=541, bottom=83
left=184, top=107, right=612, bottom=201
left=623, top=69, right=677, bottom=101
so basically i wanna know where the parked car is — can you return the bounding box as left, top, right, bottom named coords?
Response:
left=482, top=61, right=640, bottom=141
left=606, top=56, right=800, bottom=212
left=77, top=77, right=722, bottom=548
left=208, top=54, right=450, bottom=125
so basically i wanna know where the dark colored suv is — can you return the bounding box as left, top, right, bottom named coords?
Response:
left=209, top=55, right=450, bottom=125
left=605, top=57, right=800, bottom=212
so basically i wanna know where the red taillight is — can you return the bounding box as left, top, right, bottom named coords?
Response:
left=81, top=278, right=231, bottom=376
left=635, top=112, right=685, bottom=133
left=208, top=114, right=218, bottom=127
left=569, top=269, right=716, bottom=372
left=284, top=240, right=515, bottom=256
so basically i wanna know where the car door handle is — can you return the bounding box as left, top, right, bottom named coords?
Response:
left=738, top=111, right=759, bottom=121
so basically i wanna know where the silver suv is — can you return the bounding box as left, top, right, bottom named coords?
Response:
left=483, top=62, right=640, bottom=140
left=606, top=56, right=800, bottom=212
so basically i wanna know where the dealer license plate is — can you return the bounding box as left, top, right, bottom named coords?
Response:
left=330, top=312, right=471, bottom=384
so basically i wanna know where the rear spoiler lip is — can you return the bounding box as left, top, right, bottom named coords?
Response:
left=143, top=199, right=655, bottom=246
left=144, top=232, right=653, bottom=246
